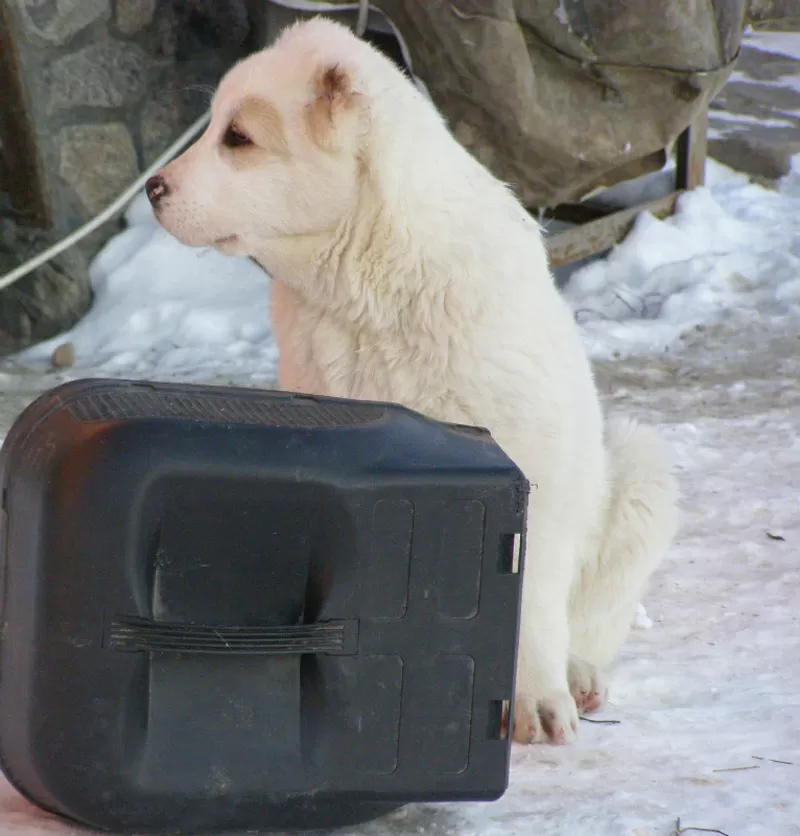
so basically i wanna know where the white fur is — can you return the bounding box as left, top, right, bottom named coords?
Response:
left=153, top=18, right=679, bottom=744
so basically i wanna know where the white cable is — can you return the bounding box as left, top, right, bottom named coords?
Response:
left=355, top=0, right=369, bottom=36
left=0, top=110, right=211, bottom=292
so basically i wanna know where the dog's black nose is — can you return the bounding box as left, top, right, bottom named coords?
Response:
left=145, top=174, right=169, bottom=206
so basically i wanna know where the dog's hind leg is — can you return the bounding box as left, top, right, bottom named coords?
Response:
left=568, top=418, right=679, bottom=677
left=567, top=654, right=608, bottom=715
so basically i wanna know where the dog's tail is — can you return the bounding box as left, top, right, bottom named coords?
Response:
left=570, top=417, right=680, bottom=667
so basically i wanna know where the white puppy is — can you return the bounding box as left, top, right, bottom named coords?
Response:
left=148, top=18, right=679, bottom=745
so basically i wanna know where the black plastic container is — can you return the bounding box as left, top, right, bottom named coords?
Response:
left=0, top=379, right=527, bottom=833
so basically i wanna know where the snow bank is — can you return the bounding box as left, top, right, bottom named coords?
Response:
left=16, top=159, right=800, bottom=382
left=563, top=160, right=800, bottom=360
left=17, top=193, right=278, bottom=386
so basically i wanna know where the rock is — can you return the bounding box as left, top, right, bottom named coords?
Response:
left=140, top=87, right=182, bottom=166
left=173, top=0, right=251, bottom=49
left=13, top=0, right=110, bottom=46
left=58, top=123, right=139, bottom=215
left=114, top=0, right=156, bottom=36
left=0, top=243, right=91, bottom=356
left=47, top=41, right=149, bottom=112
left=51, top=342, right=75, bottom=368
left=150, top=8, right=178, bottom=61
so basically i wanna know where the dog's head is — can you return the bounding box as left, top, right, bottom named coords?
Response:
left=147, top=19, right=367, bottom=262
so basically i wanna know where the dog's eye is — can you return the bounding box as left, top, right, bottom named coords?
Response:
left=223, top=125, right=252, bottom=148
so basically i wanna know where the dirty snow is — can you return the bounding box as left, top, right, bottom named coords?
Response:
left=1, top=38, right=800, bottom=836
left=707, top=27, right=800, bottom=147
left=742, top=28, right=800, bottom=61
left=561, top=159, right=800, bottom=362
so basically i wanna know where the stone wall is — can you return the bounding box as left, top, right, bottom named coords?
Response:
left=0, top=0, right=256, bottom=355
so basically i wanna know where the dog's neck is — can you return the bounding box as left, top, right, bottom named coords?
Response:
left=251, top=171, right=483, bottom=340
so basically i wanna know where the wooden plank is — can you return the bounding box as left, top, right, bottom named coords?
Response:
left=547, top=192, right=680, bottom=268
left=676, top=110, right=709, bottom=190
left=547, top=109, right=709, bottom=267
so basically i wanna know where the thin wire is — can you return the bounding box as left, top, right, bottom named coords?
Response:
left=0, top=110, right=212, bottom=292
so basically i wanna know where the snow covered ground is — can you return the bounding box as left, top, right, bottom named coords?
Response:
left=5, top=158, right=800, bottom=388
left=708, top=26, right=800, bottom=179
left=1, top=40, right=800, bottom=836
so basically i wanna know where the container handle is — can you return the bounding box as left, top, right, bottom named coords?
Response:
left=105, top=615, right=359, bottom=656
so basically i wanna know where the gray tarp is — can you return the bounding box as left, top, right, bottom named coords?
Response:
left=268, top=1, right=747, bottom=207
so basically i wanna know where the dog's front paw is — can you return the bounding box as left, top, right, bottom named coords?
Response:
left=568, top=656, right=608, bottom=714
left=512, top=690, right=579, bottom=745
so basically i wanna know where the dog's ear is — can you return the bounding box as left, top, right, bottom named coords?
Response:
left=308, top=62, right=358, bottom=149
left=317, top=63, right=350, bottom=104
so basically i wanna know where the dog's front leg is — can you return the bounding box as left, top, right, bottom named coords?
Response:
left=512, top=512, right=580, bottom=745
left=270, top=279, right=329, bottom=395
